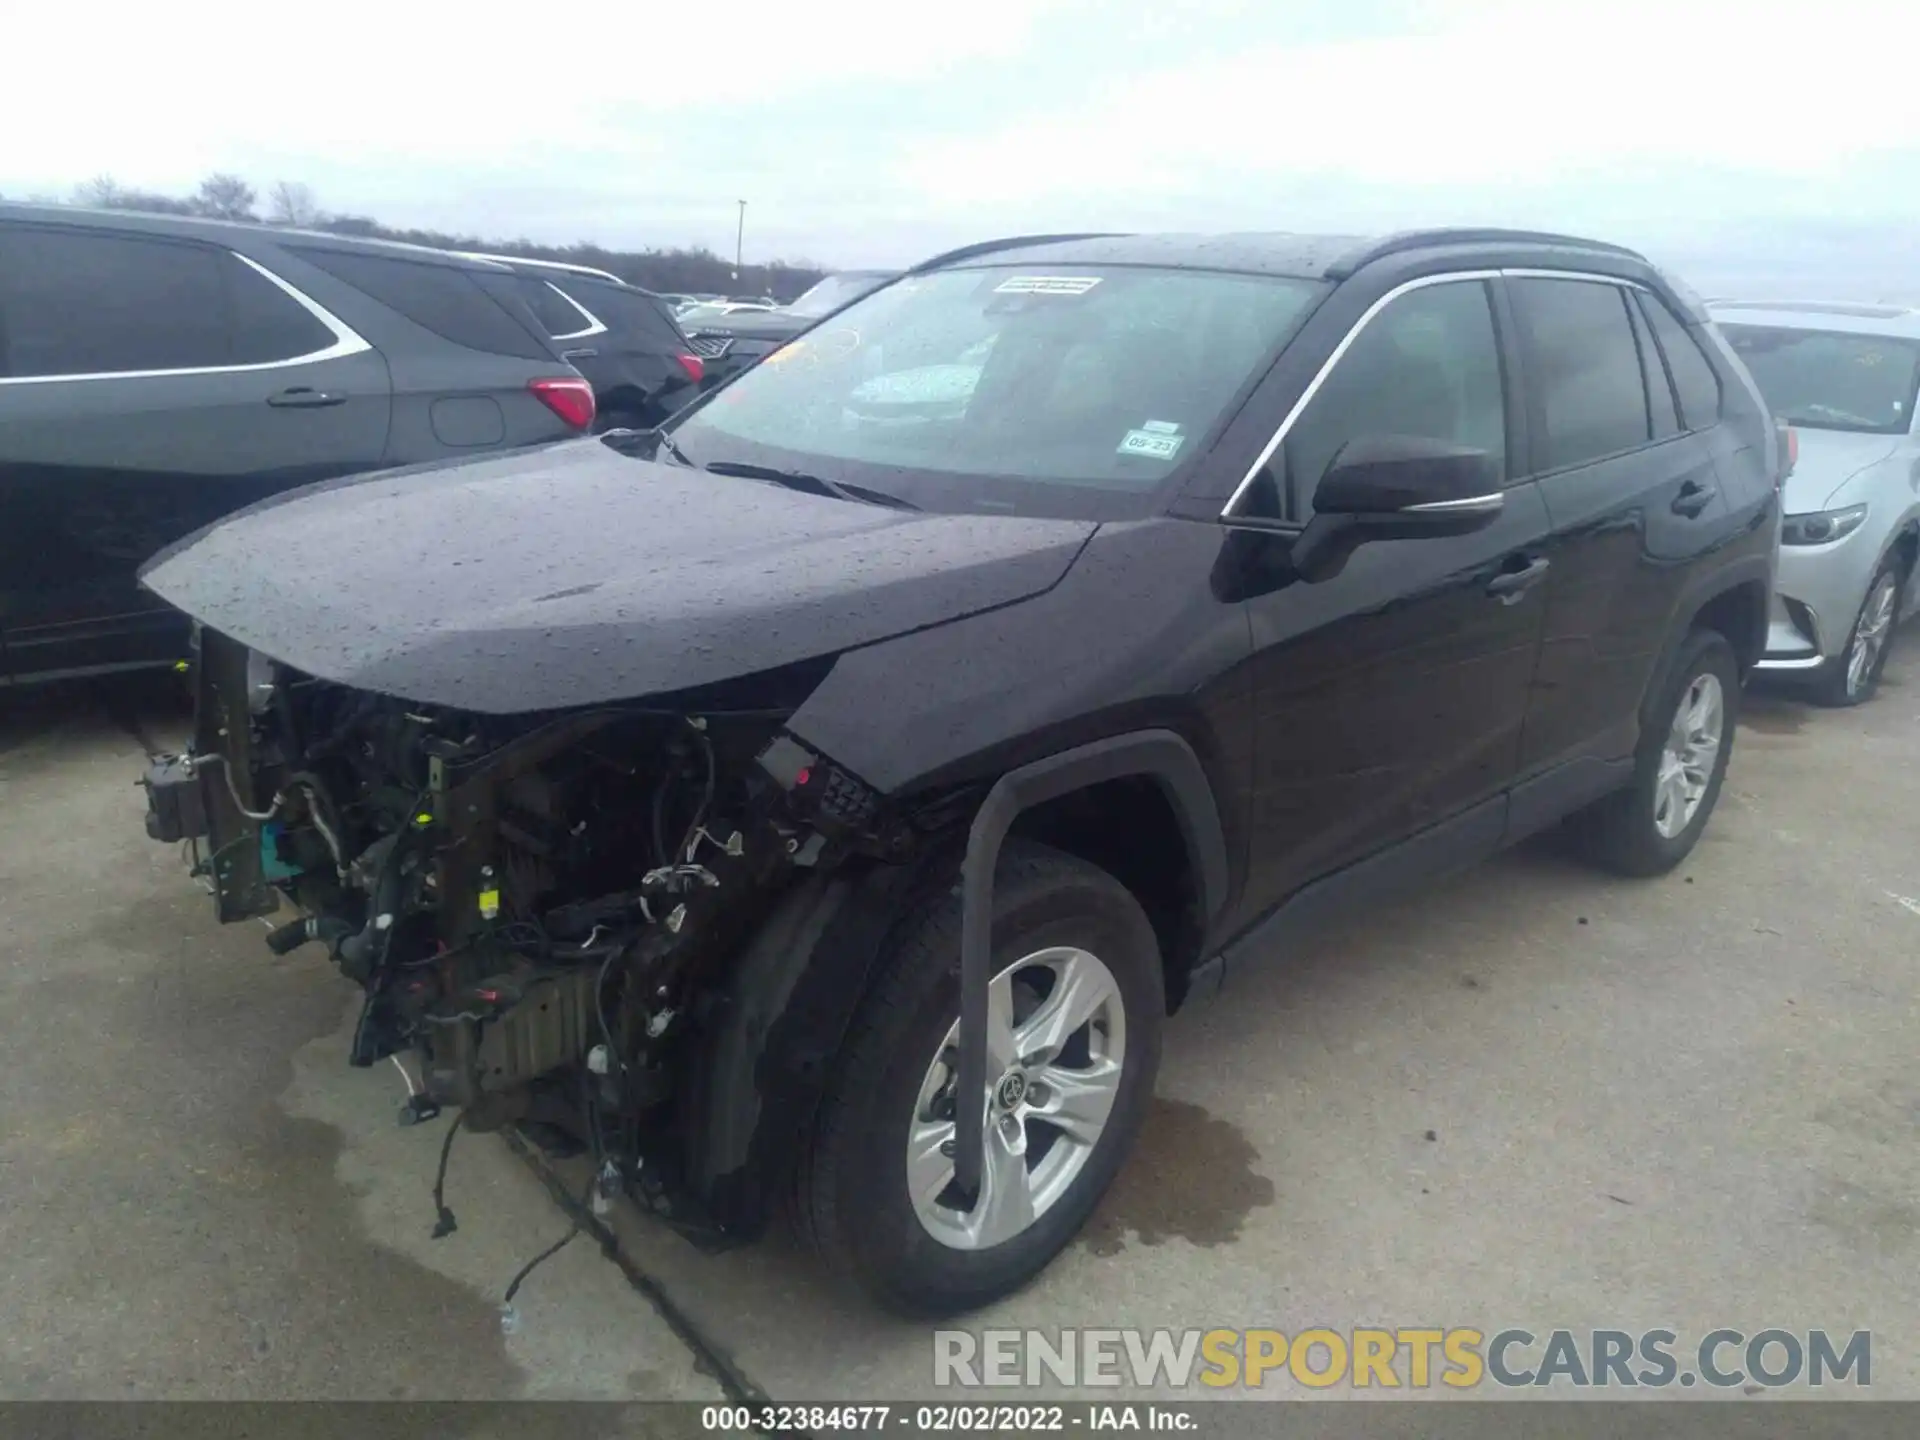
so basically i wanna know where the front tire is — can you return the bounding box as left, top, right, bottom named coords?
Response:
left=799, top=841, right=1164, bottom=1317
left=1570, top=629, right=1739, bottom=877
left=1814, top=558, right=1902, bottom=707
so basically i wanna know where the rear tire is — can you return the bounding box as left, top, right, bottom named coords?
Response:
left=1570, top=629, right=1739, bottom=877
left=798, top=841, right=1163, bottom=1317
left=1813, top=558, right=1902, bottom=707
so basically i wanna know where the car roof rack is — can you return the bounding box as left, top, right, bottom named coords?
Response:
left=907, top=233, right=1132, bottom=275
left=452, top=250, right=627, bottom=284
left=1328, top=228, right=1647, bottom=278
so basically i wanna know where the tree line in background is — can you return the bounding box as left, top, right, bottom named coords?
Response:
left=11, top=174, right=829, bottom=300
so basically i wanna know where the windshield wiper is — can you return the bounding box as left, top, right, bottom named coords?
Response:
left=600, top=425, right=696, bottom=468
left=702, top=460, right=918, bottom=510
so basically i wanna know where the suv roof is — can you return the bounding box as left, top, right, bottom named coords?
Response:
left=907, top=227, right=1716, bottom=324
left=0, top=202, right=519, bottom=274
left=912, top=227, right=1649, bottom=282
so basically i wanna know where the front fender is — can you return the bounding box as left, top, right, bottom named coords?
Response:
left=684, top=729, right=1232, bottom=1237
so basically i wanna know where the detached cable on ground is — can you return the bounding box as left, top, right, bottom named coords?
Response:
left=429, top=1110, right=465, bottom=1239
left=501, top=1127, right=772, bottom=1408
left=497, top=1172, right=596, bottom=1336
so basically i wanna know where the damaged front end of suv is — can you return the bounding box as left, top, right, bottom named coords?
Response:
left=143, top=622, right=946, bottom=1231
left=126, top=433, right=1163, bottom=1318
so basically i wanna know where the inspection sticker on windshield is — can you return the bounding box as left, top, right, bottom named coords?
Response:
left=994, top=275, right=1102, bottom=296
left=1118, top=428, right=1184, bottom=460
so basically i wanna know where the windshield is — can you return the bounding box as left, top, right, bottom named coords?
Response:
left=789, top=272, right=895, bottom=319
left=1719, top=323, right=1920, bottom=435
left=667, top=263, right=1325, bottom=517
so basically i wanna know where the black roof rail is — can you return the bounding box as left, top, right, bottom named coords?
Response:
left=907, top=232, right=1132, bottom=275
left=1328, top=227, right=1648, bottom=278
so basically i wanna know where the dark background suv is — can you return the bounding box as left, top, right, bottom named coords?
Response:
left=461, top=254, right=709, bottom=430
left=681, top=267, right=901, bottom=390
left=0, top=204, right=595, bottom=688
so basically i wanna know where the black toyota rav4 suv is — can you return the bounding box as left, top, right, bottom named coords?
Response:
left=139, top=229, right=1780, bottom=1316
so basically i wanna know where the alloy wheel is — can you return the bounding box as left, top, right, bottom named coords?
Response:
left=1653, top=671, right=1724, bottom=840
left=1845, top=573, right=1899, bottom=697
left=907, top=946, right=1126, bottom=1251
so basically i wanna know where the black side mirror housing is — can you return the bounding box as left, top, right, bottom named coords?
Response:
left=1291, top=435, right=1503, bottom=580
left=1313, top=434, right=1501, bottom=515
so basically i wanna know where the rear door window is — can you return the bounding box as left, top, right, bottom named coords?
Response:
left=1639, top=294, right=1723, bottom=430
left=0, top=226, right=230, bottom=377
left=1511, top=278, right=1651, bottom=470
left=292, top=248, right=550, bottom=359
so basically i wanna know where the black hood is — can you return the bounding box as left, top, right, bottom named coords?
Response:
left=139, top=439, right=1095, bottom=715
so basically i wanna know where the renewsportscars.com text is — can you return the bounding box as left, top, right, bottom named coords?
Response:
left=933, top=1327, right=1872, bottom=1390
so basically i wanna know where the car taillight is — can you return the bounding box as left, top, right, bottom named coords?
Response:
left=1773, top=417, right=1797, bottom=488
left=529, top=377, right=596, bottom=429
left=676, top=353, right=705, bottom=383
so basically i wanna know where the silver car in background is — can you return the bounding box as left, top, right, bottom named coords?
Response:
left=1710, top=302, right=1920, bottom=705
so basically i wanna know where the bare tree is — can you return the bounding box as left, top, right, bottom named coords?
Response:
left=74, top=174, right=126, bottom=207
left=191, top=173, right=258, bottom=222
left=267, top=180, right=323, bottom=227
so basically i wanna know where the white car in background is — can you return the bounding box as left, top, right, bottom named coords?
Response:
left=1712, top=301, right=1920, bottom=705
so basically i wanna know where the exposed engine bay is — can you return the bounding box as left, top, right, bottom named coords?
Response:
left=143, top=626, right=928, bottom=1235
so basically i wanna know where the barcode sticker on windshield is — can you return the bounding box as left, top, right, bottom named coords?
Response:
left=994, top=275, right=1102, bottom=296
left=1118, top=429, right=1184, bottom=460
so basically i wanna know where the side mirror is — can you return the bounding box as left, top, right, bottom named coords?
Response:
left=1313, top=434, right=1502, bottom=516
left=1292, top=435, right=1502, bottom=581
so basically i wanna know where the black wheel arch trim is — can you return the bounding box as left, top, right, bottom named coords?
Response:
left=951, top=728, right=1227, bottom=1199
left=686, top=854, right=955, bottom=1240
left=684, top=728, right=1228, bottom=1236
left=1667, top=554, right=1772, bottom=688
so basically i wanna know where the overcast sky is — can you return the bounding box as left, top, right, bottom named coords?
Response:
left=8, top=0, right=1920, bottom=296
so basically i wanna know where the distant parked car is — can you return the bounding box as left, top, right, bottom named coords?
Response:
left=1711, top=301, right=1920, bottom=704
left=0, top=204, right=594, bottom=687
left=682, top=269, right=902, bottom=388
left=456, top=253, right=707, bottom=431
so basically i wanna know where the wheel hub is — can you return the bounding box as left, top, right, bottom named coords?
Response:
left=1846, top=574, right=1898, bottom=696
left=907, top=945, right=1127, bottom=1252
left=1653, top=670, right=1724, bottom=840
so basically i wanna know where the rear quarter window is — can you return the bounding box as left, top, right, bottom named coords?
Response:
left=292, top=248, right=550, bottom=359
left=575, top=284, right=689, bottom=349
left=519, top=278, right=599, bottom=338
left=1639, top=293, right=1722, bottom=430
